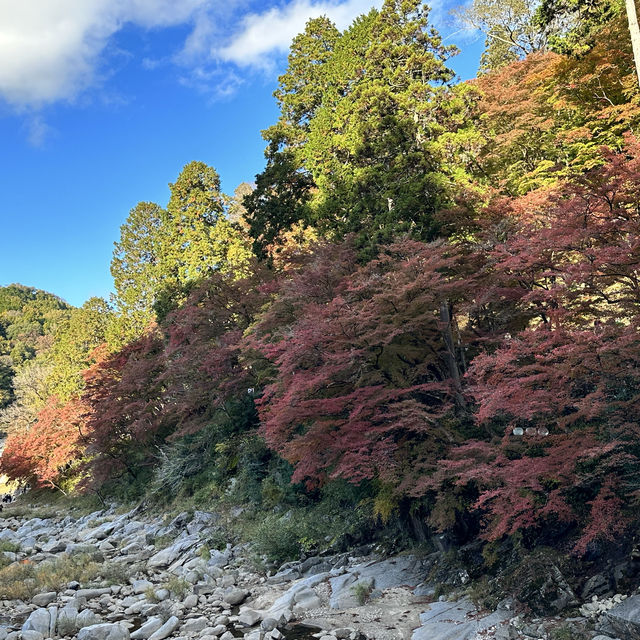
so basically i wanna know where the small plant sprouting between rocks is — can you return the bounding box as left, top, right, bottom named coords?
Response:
left=153, top=534, right=177, bottom=549
left=0, top=541, right=20, bottom=554
left=351, top=581, right=373, bottom=605
left=165, top=575, right=190, bottom=599
left=144, top=586, right=160, bottom=603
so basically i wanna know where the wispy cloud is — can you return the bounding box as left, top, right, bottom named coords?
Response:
left=178, top=64, right=245, bottom=102
left=26, top=115, right=54, bottom=147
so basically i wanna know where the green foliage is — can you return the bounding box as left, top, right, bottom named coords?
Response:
left=0, top=359, right=14, bottom=409
left=0, top=284, right=70, bottom=426
left=161, top=161, right=252, bottom=297
left=152, top=534, right=177, bottom=549
left=351, top=581, right=374, bottom=605
left=536, top=0, right=621, bottom=55
left=198, top=545, right=211, bottom=561
left=456, top=0, right=549, bottom=71
left=111, top=201, right=166, bottom=343
left=144, top=586, right=160, bottom=603
left=246, top=0, right=458, bottom=254
left=467, top=576, right=500, bottom=610
left=112, top=164, right=253, bottom=330
left=0, top=553, right=102, bottom=600
left=150, top=397, right=264, bottom=505
left=46, top=297, right=111, bottom=400
left=550, top=626, right=575, bottom=640
left=252, top=513, right=306, bottom=565
left=164, top=575, right=190, bottom=598
left=0, top=541, right=20, bottom=554
left=249, top=481, right=376, bottom=565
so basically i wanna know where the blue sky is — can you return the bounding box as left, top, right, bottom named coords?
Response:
left=0, top=0, right=483, bottom=307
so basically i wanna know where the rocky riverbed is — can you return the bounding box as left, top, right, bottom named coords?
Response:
left=0, top=504, right=637, bottom=640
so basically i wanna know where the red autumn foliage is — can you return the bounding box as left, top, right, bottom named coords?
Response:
left=81, top=331, right=166, bottom=486
left=249, top=239, right=478, bottom=491
left=1, top=396, right=86, bottom=489
left=6, top=135, right=640, bottom=557
left=429, top=135, right=640, bottom=552
left=160, top=268, right=271, bottom=439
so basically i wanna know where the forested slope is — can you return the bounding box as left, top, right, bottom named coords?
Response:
left=3, top=0, right=640, bottom=584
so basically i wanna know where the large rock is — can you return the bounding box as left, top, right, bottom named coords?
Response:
left=42, top=539, right=68, bottom=553
left=80, top=520, right=117, bottom=541
left=605, top=594, right=640, bottom=639
left=182, top=594, right=198, bottom=608
left=21, top=609, right=50, bottom=636
left=49, top=605, right=58, bottom=637
left=66, top=543, right=100, bottom=556
left=31, top=592, right=56, bottom=607
left=224, top=587, right=249, bottom=606
left=181, top=618, right=208, bottom=634
left=328, top=556, right=426, bottom=609
left=328, top=573, right=358, bottom=609
left=0, top=529, right=18, bottom=543
left=77, top=609, right=102, bottom=629
left=506, top=554, right=577, bottom=615
left=76, top=588, right=112, bottom=599
left=186, top=511, right=218, bottom=535
left=292, top=587, right=322, bottom=614
left=237, top=609, right=262, bottom=627
left=147, top=616, right=179, bottom=640
left=412, top=599, right=510, bottom=640
left=56, top=606, right=79, bottom=635
left=131, top=579, right=153, bottom=595
left=130, top=617, right=164, bottom=640
left=147, top=536, right=200, bottom=569
left=353, top=555, right=427, bottom=590
left=77, top=623, right=130, bottom=640
left=268, top=572, right=330, bottom=619
left=207, top=550, right=231, bottom=569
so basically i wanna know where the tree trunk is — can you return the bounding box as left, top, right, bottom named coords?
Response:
left=439, top=301, right=467, bottom=411
left=626, top=0, right=640, bottom=86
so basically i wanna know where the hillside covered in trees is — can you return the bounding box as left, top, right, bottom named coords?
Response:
left=4, top=0, right=640, bottom=605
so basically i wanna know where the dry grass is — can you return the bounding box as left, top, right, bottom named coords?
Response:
left=164, top=575, right=190, bottom=598
left=0, top=553, right=104, bottom=600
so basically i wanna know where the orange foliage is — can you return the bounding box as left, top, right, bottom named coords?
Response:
left=1, top=396, right=86, bottom=489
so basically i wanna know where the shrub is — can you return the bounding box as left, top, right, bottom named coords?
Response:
left=252, top=513, right=303, bottom=566
left=352, top=581, right=373, bottom=605
left=165, top=576, right=190, bottom=598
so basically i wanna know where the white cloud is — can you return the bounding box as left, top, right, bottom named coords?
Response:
left=0, top=0, right=452, bottom=110
left=0, top=0, right=209, bottom=107
left=214, top=0, right=382, bottom=70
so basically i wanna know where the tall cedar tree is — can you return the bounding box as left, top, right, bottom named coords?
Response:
left=245, top=0, right=457, bottom=255
left=111, top=202, right=166, bottom=342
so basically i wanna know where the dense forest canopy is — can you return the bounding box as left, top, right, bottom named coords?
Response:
left=3, top=0, right=640, bottom=563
